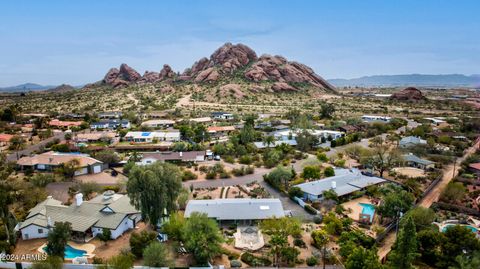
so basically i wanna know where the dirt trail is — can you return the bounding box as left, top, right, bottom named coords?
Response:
left=126, top=93, right=139, bottom=105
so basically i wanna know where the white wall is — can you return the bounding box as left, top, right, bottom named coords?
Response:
left=21, top=225, right=49, bottom=240
left=74, top=167, right=88, bottom=176
left=92, top=216, right=134, bottom=239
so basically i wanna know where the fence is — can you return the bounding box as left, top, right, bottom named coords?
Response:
left=0, top=262, right=211, bottom=269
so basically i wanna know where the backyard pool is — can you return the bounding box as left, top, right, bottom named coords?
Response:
left=359, top=203, right=376, bottom=222
left=441, top=224, right=479, bottom=233
left=43, top=244, right=87, bottom=259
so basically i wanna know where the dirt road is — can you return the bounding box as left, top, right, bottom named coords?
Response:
left=378, top=139, right=480, bottom=261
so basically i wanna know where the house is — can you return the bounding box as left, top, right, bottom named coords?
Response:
left=17, top=151, right=104, bottom=175
left=468, top=163, right=480, bottom=177
left=141, top=119, right=175, bottom=129
left=124, top=130, right=181, bottom=143
left=48, top=119, right=83, bottom=128
left=98, top=111, right=122, bottom=119
left=188, top=117, right=213, bottom=125
left=273, top=129, right=344, bottom=142
left=16, top=191, right=141, bottom=241
left=361, top=115, right=392, bottom=123
left=339, top=125, right=359, bottom=133
left=253, top=140, right=297, bottom=149
left=0, top=133, right=14, bottom=149
left=137, top=151, right=206, bottom=165
left=207, top=126, right=236, bottom=138
left=295, top=168, right=386, bottom=201
left=74, top=132, right=117, bottom=143
left=399, top=136, right=427, bottom=148
left=424, top=117, right=447, bottom=126
left=402, top=153, right=435, bottom=170
left=90, top=119, right=130, bottom=130
left=185, top=198, right=285, bottom=224
left=211, top=112, right=234, bottom=121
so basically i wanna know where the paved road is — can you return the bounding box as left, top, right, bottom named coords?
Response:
left=6, top=131, right=65, bottom=162
left=377, top=139, right=480, bottom=261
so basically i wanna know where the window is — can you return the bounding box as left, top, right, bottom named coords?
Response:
left=38, top=228, right=43, bottom=234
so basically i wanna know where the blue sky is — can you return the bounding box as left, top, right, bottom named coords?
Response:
left=0, top=0, right=479, bottom=86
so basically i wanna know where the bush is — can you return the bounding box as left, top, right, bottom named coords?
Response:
left=129, top=230, right=157, bottom=258
left=230, top=260, right=242, bottom=267
left=29, top=173, right=55, bottom=187
left=241, top=252, right=272, bottom=266
left=239, top=155, right=253, bottom=165
left=224, top=156, right=235, bottom=163
left=306, top=256, right=318, bottom=266
left=294, top=238, right=306, bottom=248
left=182, top=170, right=198, bottom=181
left=324, top=166, right=335, bottom=177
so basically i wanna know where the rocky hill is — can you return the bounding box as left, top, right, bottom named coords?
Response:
left=100, top=43, right=336, bottom=94
left=390, top=87, right=426, bottom=101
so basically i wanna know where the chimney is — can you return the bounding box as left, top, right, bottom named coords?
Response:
left=179, top=152, right=183, bottom=157
left=75, top=193, right=83, bottom=206
left=331, top=181, right=336, bottom=189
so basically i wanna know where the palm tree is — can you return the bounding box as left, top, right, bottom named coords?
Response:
left=263, top=135, right=276, bottom=148
left=9, top=135, right=26, bottom=160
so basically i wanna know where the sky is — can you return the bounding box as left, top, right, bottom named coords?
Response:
left=0, top=0, right=479, bottom=87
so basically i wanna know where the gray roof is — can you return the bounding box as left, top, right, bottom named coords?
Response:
left=140, top=151, right=205, bottom=162
left=400, top=136, right=427, bottom=146
left=402, top=154, right=434, bottom=166
left=185, top=199, right=285, bottom=220
left=19, top=193, right=139, bottom=232
left=295, top=168, right=386, bottom=197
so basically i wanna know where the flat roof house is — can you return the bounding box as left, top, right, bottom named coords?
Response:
left=141, top=119, right=175, bottom=129
left=17, top=151, right=104, bottom=175
left=211, top=112, right=234, bottom=121
left=138, top=151, right=206, bottom=165
left=16, top=191, right=141, bottom=242
left=399, top=136, right=427, bottom=148
left=295, top=168, right=386, bottom=201
left=362, top=115, right=392, bottom=123
left=0, top=133, right=14, bottom=149
left=98, top=111, right=122, bottom=119
left=185, top=198, right=285, bottom=224
left=48, top=119, right=83, bottom=129
left=124, top=130, right=181, bottom=143
left=90, top=119, right=130, bottom=130
left=273, top=129, right=344, bottom=141
left=74, top=132, right=117, bottom=143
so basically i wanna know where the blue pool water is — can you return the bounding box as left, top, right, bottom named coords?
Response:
left=141, top=132, right=151, bottom=136
left=359, top=203, right=376, bottom=222
left=43, top=244, right=87, bottom=259
left=441, top=224, right=479, bottom=233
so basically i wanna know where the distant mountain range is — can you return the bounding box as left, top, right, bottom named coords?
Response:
left=328, top=74, right=480, bottom=88
left=0, top=83, right=81, bottom=93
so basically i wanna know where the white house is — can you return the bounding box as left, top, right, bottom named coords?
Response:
left=124, top=130, right=181, bottom=143
left=273, top=128, right=344, bottom=142
left=90, top=119, right=130, bottom=130
left=295, top=168, right=386, bottom=201
left=399, top=136, right=427, bottom=148
left=17, top=192, right=141, bottom=242
left=362, top=115, right=392, bottom=123
left=137, top=151, right=206, bottom=165
left=211, top=112, right=234, bottom=121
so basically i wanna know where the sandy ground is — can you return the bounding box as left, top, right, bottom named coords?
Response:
left=75, top=170, right=127, bottom=185
left=45, top=182, right=76, bottom=203
left=392, top=167, right=425, bottom=178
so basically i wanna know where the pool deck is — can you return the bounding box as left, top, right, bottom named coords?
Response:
left=342, top=196, right=374, bottom=222
left=37, top=241, right=96, bottom=260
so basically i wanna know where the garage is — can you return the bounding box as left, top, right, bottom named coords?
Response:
left=92, top=165, right=102, bottom=174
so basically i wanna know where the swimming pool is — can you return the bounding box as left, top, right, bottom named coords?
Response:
left=441, top=224, right=479, bottom=233
left=359, top=203, right=376, bottom=222
left=43, top=244, right=87, bottom=259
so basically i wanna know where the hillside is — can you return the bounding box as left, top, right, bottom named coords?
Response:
left=0, top=83, right=56, bottom=92
left=329, top=74, right=480, bottom=88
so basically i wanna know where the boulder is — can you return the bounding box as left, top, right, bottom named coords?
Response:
left=159, top=64, right=175, bottom=80
left=271, top=82, right=297, bottom=92
left=390, top=87, right=426, bottom=101
left=194, top=67, right=219, bottom=82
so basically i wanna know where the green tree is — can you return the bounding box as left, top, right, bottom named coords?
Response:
left=288, top=186, right=303, bottom=198
left=324, top=166, right=335, bottom=177
left=46, top=222, right=72, bottom=259
left=388, top=217, right=419, bottom=269
left=55, top=158, right=81, bottom=180
left=439, top=225, right=480, bottom=268
left=98, top=228, right=111, bottom=245
left=127, top=162, right=182, bottom=226
left=184, top=212, right=223, bottom=265
left=31, top=256, right=63, bottom=269
left=360, top=139, right=401, bottom=177
left=129, top=230, right=157, bottom=258
left=403, top=207, right=436, bottom=231
left=260, top=217, right=301, bottom=266
left=417, top=229, right=443, bottom=266
left=9, top=135, right=26, bottom=160
left=452, top=251, right=480, bottom=269
left=345, top=247, right=383, bottom=269
left=94, top=150, right=120, bottom=165
left=263, top=165, right=293, bottom=190
left=143, top=241, right=172, bottom=267
left=105, top=253, right=134, bottom=269
left=302, top=165, right=321, bottom=180
left=263, top=135, right=276, bottom=148
left=320, top=102, right=335, bottom=119
left=296, top=130, right=319, bottom=152
left=376, top=185, right=414, bottom=219
left=440, top=182, right=466, bottom=203
left=311, top=229, right=329, bottom=267
left=161, top=212, right=186, bottom=241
